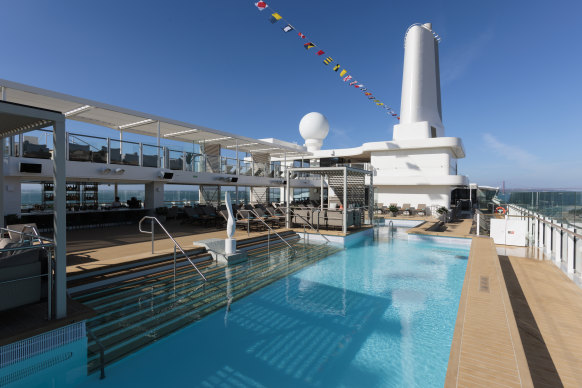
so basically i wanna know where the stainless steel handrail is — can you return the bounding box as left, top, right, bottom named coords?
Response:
left=87, top=328, right=106, bottom=380
left=138, top=216, right=206, bottom=281
left=247, top=209, right=297, bottom=254
left=284, top=207, right=331, bottom=243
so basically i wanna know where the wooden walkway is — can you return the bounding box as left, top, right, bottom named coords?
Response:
left=446, top=237, right=532, bottom=387
left=447, top=236, right=582, bottom=387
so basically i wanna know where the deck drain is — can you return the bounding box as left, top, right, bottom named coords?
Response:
left=479, top=276, right=490, bottom=292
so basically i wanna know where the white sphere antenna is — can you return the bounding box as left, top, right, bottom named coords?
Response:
left=299, top=112, right=329, bottom=152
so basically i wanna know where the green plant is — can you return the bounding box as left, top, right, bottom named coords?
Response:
left=155, top=206, right=168, bottom=216
left=388, top=205, right=399, bottom=214
left=436, top=206, right=448, bottom=215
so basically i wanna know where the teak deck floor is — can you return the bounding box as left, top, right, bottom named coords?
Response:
left=447, top=238, right=582, bottom=387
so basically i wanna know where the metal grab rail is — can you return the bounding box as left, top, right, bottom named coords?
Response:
left=87, top=328, right=106, bottom=380
left=283, top=207, right=331, bottom=244
left=247, top=209, right=297, bottom=254
left=138, top=216, right=206, bottom=281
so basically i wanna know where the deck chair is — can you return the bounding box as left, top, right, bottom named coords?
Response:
left=416, top=204, right=427, bottom=216
left=236, top=210, right=264, bottom=231
left=401, top=203, right=412, bottom=216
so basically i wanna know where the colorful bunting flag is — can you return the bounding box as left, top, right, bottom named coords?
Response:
left=253, top=1, right=397, bottom=119
left=255, top=1, right=268, bottom=10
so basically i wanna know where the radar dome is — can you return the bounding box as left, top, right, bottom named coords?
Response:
left=299, top=112, right=329, bottom=151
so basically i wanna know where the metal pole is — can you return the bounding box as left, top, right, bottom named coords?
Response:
left=47, top=250, right=52, bottom=320
left=151, top=218, right=155, bottom=254
left=268, top=229, right=270, bottom=258
left=285, top=169, right=291, bottom=229
left=173, top=245, right=176, bottom=279
left=53, top=118, right=67, bottom=319
left=343, top=168, right=347, bottom=234
left=157, top=121, right=161, bottom=168
left=235, top=140, right=239, bottom=175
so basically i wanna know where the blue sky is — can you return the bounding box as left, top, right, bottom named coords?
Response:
left=2, top=0, right=581, bottom=189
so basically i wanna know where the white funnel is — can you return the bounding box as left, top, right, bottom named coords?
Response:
left=393, top=23, right=444, bottom=140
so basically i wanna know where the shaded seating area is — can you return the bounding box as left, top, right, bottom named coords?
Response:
left=285, top=166, right=373, bottom=234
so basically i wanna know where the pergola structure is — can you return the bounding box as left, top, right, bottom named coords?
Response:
left=285, top=166, right=374, bottom=234
left=0, top=100, right=67, bottom=319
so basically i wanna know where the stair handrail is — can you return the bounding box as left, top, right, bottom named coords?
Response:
left=139, top=216, right=207, bottom=281
left=247, top=209, right=297, bottom=255
left=87, top=328, right=106, bottom=380
left=284, top=207, right=331, bottom=244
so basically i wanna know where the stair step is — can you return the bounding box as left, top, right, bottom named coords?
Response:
left=74, top=237, right=342, bottom=374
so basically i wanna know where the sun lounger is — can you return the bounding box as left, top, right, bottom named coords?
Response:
left=416, top=204, right=427, bottom=216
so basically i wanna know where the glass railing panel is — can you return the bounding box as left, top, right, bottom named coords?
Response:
left=253, top=162, right=267, bottom=177
left=508, top=191, right=582, bottom=228
left=185, top=153, right=204, bottom=172
left=142, top=144, right=161, bottom=168
left=22, top=129, right=53, bottom=159
left=205, top=154, right=220, bottom=173
left=109, top=139, right=140, bottom=166
left=221, top=157, right=237, bottom=175
left=68, top=133, right=108, bottom=163
left=168, top=149, right=184, bottom=171
left=239, top=161, right=251, bottom=176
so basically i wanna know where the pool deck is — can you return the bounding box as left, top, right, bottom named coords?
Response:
left=444, top=235, right=582, bottom=386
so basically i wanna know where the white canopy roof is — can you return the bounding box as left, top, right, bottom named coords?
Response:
left=0, top=79, right=309, bottom=158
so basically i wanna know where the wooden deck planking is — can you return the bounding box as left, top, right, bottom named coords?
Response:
left=507, top=256, right=582, bottom=387
left=445, top=237, right=532, bottom=388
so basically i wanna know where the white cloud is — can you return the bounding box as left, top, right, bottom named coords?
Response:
left=482, top=133, right=537, bottom=167
left=441, top=28, right=494, bottom=84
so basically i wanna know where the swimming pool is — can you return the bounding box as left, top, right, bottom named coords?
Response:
left=77, top=227, right=468, bottom=387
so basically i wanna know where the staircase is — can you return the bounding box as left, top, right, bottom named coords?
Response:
left=71, top=235, right=342, bottom=374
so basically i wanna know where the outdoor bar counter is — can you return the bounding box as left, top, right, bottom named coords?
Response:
left=11, top=208, right=150, bottom=230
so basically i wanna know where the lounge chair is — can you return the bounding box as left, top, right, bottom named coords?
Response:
left=416, top=204, right=427, bottom=216
left=401, top=203, right=412, bottom=216
left=236, top=210, right=264, bottom=231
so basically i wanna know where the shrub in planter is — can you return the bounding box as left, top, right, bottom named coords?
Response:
left=388, top=205, right=399, bottom=216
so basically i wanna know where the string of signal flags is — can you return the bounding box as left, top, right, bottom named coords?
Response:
left=254, top=1, right=400, bottom=120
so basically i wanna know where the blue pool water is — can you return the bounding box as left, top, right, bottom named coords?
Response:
left=80, top=229, right=469, bottom=387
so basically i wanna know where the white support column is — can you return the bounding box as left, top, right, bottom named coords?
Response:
left=53, top=119, right=67, bottom=319
left=1, top=86, right=5, bottom=101
left=320, top=175, right=324, bottom=211
left=285, top=170, right=290, bottom=228
left=157, top=121, right=161, bottom=168
left=567, top=226, right=575, bottom=273
left=342, top=168, right=347, bottom=234
left=235, top=140, right=239, bottom=175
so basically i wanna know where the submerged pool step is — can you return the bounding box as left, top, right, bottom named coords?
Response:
left=87, top=243, right=329, bottom=339
left=86, top=245, right=340, bottom=373
left=79, top=241, right=341, bottom=373
left=85, top=243, right=337, bottom=371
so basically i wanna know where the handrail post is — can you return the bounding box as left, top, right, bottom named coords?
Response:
left=47, top=249, right=52, bottom=320
left=268, top=229, right=270, bottom=258
left=151, top=218, right=155, bottom=254
left=173, top=245, right=176, bottom=279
